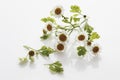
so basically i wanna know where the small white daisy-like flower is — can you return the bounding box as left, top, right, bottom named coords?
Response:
left=58, top=33, right=68, bottom=42
left=52, top=6, right=63, bottom=18
left=77, top=32, right=88, bottom=42
left=91, top=44, right=101, bottom=56
left=55, top=42, right=65, bottom=52
left=45, top=22, right=53, bottom=32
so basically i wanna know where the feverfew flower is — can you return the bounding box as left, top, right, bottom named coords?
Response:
left=52, top=6, right=63, bottom=18
left=77, top=32, right=88, bottom=42
left=58, top=33, right=68, bottom=42
left=55, top=43, right=65, bottom=52
left=45, top=22, right=53, bottom=32
left=91, top=44, right=101, bottom=56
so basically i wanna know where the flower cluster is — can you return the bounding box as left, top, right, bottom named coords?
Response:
left=41, top=5, right=100, bottom=56
left=19, top=5, right=101, bottom=73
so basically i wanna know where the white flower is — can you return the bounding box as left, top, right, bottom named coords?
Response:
left=52, top=6, right=63, bottom=18
left=58, top=32, right=68, bottom=43
left=91, top=44, right=101, bottom=56
left=45, top=22, right=53, bottom=32
left=77, top=32, right=88, bottom=42
left=55, top=42, right=65, bottom=52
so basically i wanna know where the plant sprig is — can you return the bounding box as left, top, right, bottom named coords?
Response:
left=40, top=5, right=88, bottom=39
left=46, top=61, right=64, bottom=73
left=19, top=45, right=55, bottom=63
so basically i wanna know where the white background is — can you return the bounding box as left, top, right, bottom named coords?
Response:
left=0, top=0, right=120, bottom=80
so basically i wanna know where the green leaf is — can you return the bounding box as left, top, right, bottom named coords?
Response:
left=40, top=46, right=47, bottom=50
left=77, top=46, right=87, bottom=56
left=73, top=14, right=79, bottom=17
left=19, top=57, right=28, bottom=63
left=73, top=18, right=80, bottom=22
left=41, top=18, right=47, bottom=22
left=84, top=23, right=94, bottom=33
left=48, top=61, right=63, bottom=73
left=39, top=46, right=55, bottom=56
left=53, top=61, right=62, bottom=66
left=40, top=34, right=50, bottom=40
left=29, top=56, right=34, bottom=62
left=41, top=17, right=55, bottom=23
left=90, top=32, right=100, bottom=41
left=62, top=19, right=69, bottom=23
left=70, top=5, right=81, bottom=13
left=70, top=16, right=73, bottom=23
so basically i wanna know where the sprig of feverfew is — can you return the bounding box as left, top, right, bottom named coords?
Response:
left=19, top=45, right=55, bottom=63
left=40, top=5, right=100, bottom=56
left=45, top=61, right=64, bottom=73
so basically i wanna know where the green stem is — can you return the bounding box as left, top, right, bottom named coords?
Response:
left=79, top=19, right=88, bottom=32
left=68, top=28, right=74, bottom=35
left=61, top=15, right=87, bottom=35
left=80, top=19, right=88, bottom=25
left=62, top=15, right=76, bottom=35
left=62, top=15, right=75, bottom=27
left=23, top=45, right=35, bottom=50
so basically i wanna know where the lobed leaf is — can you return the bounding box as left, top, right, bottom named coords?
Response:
left=70, top=5, right=81, bottom=13
left=41, top=17, right=55, bottom=23
left=77, top=46, right=87, bottom=56
left=84, top=23, right=94, bottom=34
left=90, top=32, right=100, bottom=41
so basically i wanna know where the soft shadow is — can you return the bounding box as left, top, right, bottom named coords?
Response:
left=53, top=52, right=71, bottom=66
left=29, top=61, right=36, bottom=68
left=18, top=61, right=36, bottom=69
left=18, top=61, right=28, bottom=67
left=41, top=35, right=56, bottom=47
left=89, top=55, right=101, bottom=68
left=49, top=70, right=64, bottom=77
left=73, top=55, right=101, bottom=71
left=72, top=57, right=89, bottom=71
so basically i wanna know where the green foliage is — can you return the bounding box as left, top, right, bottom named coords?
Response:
left=73, top=14, right=79, bottom=17
left=62, top=19, right=69, bottom=23
left=39, top=46, right=55, bottom=56
left=77, top=46, right=87, bottom=56
left=62, top=15, right=70, bottom=23
left=70, top=5, right=81, bottom=13
left=84, top=23, right=94, bottom=34
left=48, top=61, right=63, bottom=73
left=40, top=34, right=50, bottom=40
left=70, top=16, right=73, bottom=23
left=90, top=32, right=100, bottom=41
left=29, top=56, right=34, bottom=62
left=41, top=17, right=55, bottom=23
left=19, top=57, right=28, bottom=63
left=73, top=18, right=80, bottom=22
